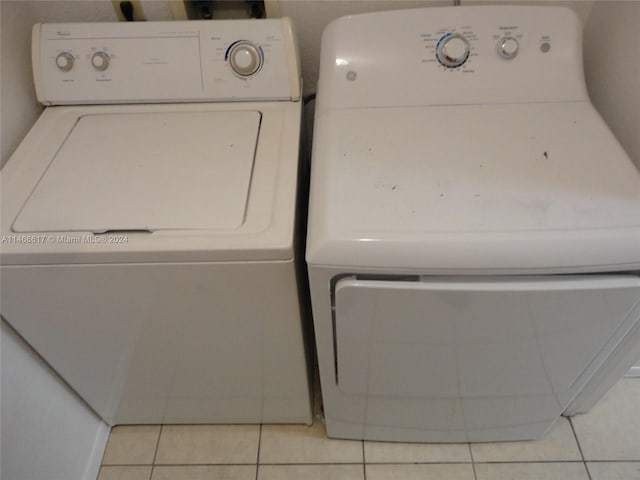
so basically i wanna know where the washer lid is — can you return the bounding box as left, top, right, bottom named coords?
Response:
left=13, top=110, right=260, bottom=233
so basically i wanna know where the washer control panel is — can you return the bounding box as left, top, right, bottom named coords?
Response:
left=33, top=19, right=301, bottom=104
left=90, top=51, right=111, bottom=71
left=319, top=6, right=586, bottom=110
left=227, top=41, right=263, bottom=77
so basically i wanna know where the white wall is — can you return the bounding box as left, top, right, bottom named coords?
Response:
left=583, top=1, right=640, bottom=170
left=1, top=321, right=109, bottom=480
left=1, top=1, right=43, bottom=166
left=1, top=0, right=117, bottom=166
left=1, top=4, right=114, bottom=479
left=583, top=1, right=640, bottom=375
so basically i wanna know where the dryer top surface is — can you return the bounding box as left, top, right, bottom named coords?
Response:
left=306, top=102, right=640, bottom=271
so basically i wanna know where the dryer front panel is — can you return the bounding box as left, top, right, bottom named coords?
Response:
left=332, top=275, right=640, bottom=441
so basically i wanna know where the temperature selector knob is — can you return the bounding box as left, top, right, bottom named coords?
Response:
left=91, top=51, right=110, bottom=71
left=436, top=33, right=470, bottom=68
left=55, top=52, right=75, bottom=72
left=228, top=42, right=262, bottom=77
left=497, top=37, right=519, bottom=60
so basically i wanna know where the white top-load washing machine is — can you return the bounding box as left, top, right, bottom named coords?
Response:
left=307, top=6, right=640, bottom=442
left=1, top=19, right=312, bottom=425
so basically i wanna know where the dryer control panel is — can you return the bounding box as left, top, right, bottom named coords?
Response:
left=317, top=6, right=587, bottom=111
left=33, top=19, right=301, bottom=104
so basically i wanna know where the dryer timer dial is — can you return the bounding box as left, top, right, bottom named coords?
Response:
left=436, top=33, right=470, bottom=68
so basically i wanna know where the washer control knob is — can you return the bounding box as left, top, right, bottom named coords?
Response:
left=228, top=42, right=262, bottom=77
left=55, top=52, right=75, bottom=72
left=498, top=37, right=519, bottom=60
left=91, top=51, right=110, bottom=71
left=436, top=33, right=470, bottom=68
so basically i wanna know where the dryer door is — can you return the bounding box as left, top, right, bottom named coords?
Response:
left=333, top=275, right=640, bottom=441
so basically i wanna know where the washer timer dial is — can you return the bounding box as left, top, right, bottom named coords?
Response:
left=91, top=51, right=110, bottom=71
left=227, top=41, right=263, bottom=77
left=435, top=33, right=470, bottom=68
left=55, top=52, right=75, bottom=72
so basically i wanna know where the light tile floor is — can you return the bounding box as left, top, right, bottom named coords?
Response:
left=98, top=378, right=640, bottom=480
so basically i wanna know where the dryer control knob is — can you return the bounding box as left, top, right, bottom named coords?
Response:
left=55, top=52, right=75, bottom=72
left=228, top=42, right=262, bottom=77
left=91, top=51, right=110, bottom=71
left=497, top=37, right=519, bottom=60
left=436, top=33, right=470, bottom=68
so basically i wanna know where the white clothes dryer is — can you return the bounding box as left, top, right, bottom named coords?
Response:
left=307, top=6, right=640, bottom=442
left=1, top=19, right=312, bottom=425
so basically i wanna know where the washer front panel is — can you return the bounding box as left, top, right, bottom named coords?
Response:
left=14, top=111, right=260, bottom=233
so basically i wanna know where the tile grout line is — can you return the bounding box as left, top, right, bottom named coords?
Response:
left=255, top=424, right=263, bottom=480
left=149, top=424, right=163, bottom=479
left=141, top=462, right=368, bottom=466
left=468, top=442, right=479, bottom=480
left=261, top=460, right=588, bottom=466
left=472, top=461, right=591, bottom=464
left=581, top=460, right=640, bottom=463
left=121, top=460, right=629, bottom=467
left=568, top=417, right=593, bottom=480
left=362, top=440, right=367, bottom=480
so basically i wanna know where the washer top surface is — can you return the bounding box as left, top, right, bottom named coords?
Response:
left=307, top=103, right=640, bottom=272
left=2, top=101, right=301, bottom=265
left=14, top=110, right=259, bottom=233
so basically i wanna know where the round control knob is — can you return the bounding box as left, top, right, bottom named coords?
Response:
left=55, top=52, right=75, bottom=72
left=91, top=51, right=110, bottom=71
left=497, top=37, right=519, bottom=60
left=228, top=42, right=262, bottom=77
left=436, top=33, right=470, bottom=68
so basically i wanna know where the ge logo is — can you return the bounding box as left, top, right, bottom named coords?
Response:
left=346, top=70, right=357, bottom=81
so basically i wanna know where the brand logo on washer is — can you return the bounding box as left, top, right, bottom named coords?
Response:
left=346, top=71, right=357, bottom=81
